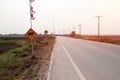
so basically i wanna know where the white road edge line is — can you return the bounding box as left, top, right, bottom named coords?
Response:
left=47, top=48, right=54, bottom=80
left=60, top=39, right=86, bottom=80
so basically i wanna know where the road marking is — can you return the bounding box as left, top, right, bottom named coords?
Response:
left=47, top=48, right=54, bottom=80
left=60, top=39, right=86, bottom=80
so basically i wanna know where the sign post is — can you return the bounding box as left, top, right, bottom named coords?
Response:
left=44, top=30, right=48, bottom=44
left=25, top=0, right=36, bottom=57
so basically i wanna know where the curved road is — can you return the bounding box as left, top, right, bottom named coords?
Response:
left=48, top=36, right=120, bottom=80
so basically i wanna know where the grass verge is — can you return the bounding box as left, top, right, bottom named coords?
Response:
left=0, top=36, right=56, bottom=80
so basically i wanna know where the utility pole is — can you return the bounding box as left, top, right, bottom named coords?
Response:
left=78, top=24, right=82, bottom=36
left=63, top=30, right=64, bottom=35
left=59, top=30, right=61, bottom=35
left=95, top=15, right=102, bottom=36
left=53, top=20, right=55, bottom=35
left=68, top=28, right=70, bottom=34
left=73, top=27, right=76, bottom=32
left=65, top=29, right=66, bottom=35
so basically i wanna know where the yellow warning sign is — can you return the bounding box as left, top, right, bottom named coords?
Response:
left=25, top=28, right=37, bottom=41
left=44, top=30, right=48, bottom=34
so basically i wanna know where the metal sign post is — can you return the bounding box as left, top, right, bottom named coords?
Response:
left=31, top=40, right=34, bottom=56
left=44, top=30, right=48, bottom=44
left=45, top=34, right=48, bottom=44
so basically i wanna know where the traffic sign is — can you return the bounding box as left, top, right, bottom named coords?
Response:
left=25, top=28, right=37, bottom=41
left=44, top=30, right=48, bottom=34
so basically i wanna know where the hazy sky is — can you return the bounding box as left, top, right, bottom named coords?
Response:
left=0, top=0, right=120, bottom=35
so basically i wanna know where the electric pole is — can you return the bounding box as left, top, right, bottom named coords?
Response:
left=63, top=30, right=64, bottom=35
left=78, top=24, right=82, bottom=36
left=95, top=15, right=102, bottom=36
left=68, top=28, right=70, bottom=35
left=53, top=20, right=55, bottom=35
left=73, top=27, right=76, bottom=32
left=59, top=30, right=60, bottom=35
left=65, top=29, right=66, bottom=35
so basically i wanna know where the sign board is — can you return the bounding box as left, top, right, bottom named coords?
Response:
left=44, top=30, right=48, bottom=34
left=25, top=28, right=37, bottom=41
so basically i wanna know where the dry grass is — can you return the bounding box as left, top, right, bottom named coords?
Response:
left=77, top=35, right=120, bottom=45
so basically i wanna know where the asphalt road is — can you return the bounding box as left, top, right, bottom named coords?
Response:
left=48, top=36, right=120, bottom=80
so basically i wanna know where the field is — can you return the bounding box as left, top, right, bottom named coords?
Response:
left=0, top=35, right=55, bottom=80
left=70, top=35, right=120, bottom=45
